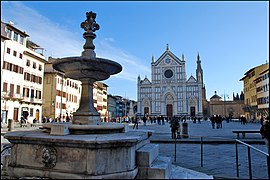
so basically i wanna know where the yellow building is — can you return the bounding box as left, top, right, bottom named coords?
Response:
left=254, top=68, right=269, bottom=118
left=240, top=63, right=269, bottom=121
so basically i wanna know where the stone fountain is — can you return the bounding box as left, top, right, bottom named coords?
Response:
left=42, top=11, right=126, bottom=135
left=2, top=11, right=211, bottom=179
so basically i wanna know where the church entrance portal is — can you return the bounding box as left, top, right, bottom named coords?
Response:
left=190, top=106, right=195, bottom=117
left=144, top=107, right=149, bottom=116
left=166, top=104, right=172, bottom=118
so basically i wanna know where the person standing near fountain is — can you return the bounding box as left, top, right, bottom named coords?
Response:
left=133, top=115, right=139, bottom=129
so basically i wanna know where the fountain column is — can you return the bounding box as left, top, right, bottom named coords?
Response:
left=72, top=11, right=100, bottom=125
left=72, top=78, right=100, bottom=125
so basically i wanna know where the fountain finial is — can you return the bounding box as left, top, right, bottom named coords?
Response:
left=81, top=11, right=100, bottom=57
left=81, top=11, right=100, bottom=32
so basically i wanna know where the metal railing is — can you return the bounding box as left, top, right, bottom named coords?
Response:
left=169, top=135, right=268, bottom=179
left=235, top=139, right=269, bottom=179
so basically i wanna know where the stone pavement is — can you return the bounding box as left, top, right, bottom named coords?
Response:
left=128, top=120, right=268, bottom=179
left=1, top=120, right=268, bottom=179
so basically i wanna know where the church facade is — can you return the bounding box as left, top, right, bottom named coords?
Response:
left=137, top=45, right=206, bottom=118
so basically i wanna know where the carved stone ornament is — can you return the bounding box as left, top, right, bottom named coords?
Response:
left=80, top=11, right=100, bottom=32
left=41, top=146, right=57, bottom=168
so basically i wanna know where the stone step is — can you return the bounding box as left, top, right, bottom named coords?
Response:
left=136, top=143, right=159, bottom=167
left=169, top=165, right=214, bottom=179
left=136, top=156, right=172, bottom=179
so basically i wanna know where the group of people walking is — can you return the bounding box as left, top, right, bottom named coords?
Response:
left=210, top=115, right=223, bottom=129
left=133, top=115, right=167, bottom=129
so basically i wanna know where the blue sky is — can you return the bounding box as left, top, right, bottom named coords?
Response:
left=1, top=1, right=269, bottom=101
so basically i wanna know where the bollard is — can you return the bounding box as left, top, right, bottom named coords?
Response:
left=8, top=119, right=14, bottom=131
left=181, top=122, right=189, bottom=138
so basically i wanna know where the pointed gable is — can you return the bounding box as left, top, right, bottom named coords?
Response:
left=187, top=75, right=197, bottom=83
left=153, top=48, right=184, bottom=67
left=141, top=77, right=152, bottom=85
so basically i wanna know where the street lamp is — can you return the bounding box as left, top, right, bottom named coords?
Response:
left=222, top=91, right=229, bottom=117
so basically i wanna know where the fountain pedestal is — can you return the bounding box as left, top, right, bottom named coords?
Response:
left=2, top=130, right=150, bottom=179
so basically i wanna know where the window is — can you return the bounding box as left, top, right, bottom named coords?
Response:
left=38, top=64, right=42, bottom=71
left=27, top=73, right=30, bottom=81
left=3, top=61, right=7, bottom=69
left=16, top=85, right=20, bottom=94
left=13, top=32, right=18, bottom=41
left=19, top=53, right=23, bottom=59
left=23, top=87, right=25, bottom=97
left=20, top=36, right=24, bottom=45
left=8, top=63, right=12, bottom=71
left=20, top=67, right=24, bottom=74
left=13, top=51, right=17, bottom=57
left=7, top=48, right=11, bottom=54
left=31, top=89, right=35, bottom=98
left=31, top=74, right=35, bottom=82
left=26, top=88, right=30, bottom=97
left=30, top=108, right=34, bottom=117
left=38, top=77, right=42, bottom=84
left=26, top=60, right=30, bottom=66
left=33, top=62, right=36, bottom=69
left=13, top=65, right=18, bottom=73
left=6, top=28, right=12, bottom=39
left=3, top=82, right=8, bottom=92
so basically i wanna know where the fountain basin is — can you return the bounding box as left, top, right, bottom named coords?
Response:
left=42, top=122, right=127, bottom=134
left=52, top=56, right=122, bottom=81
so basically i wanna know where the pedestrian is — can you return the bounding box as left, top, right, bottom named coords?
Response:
left=150, top=116, right=153, bottom=124
left=20, top=116, right=26, bottom=127
left=143, top=115, right=147, bottom=126
left=260, top=116, right=270, bottom=153
left=42, top=116, right=46, bottom=123
left=219, top=115, right=223, bottom=128
left=1, top=116, right=3, bottom=128
left=161, top=115, right=165, bottom=125
left=66, top=115, right=71, bottom=122
left=32, top=118, right=37, bottom=127
left=133, top=116, right=139, bottom=129
left=170, top=117, right=180, bottom=139
left=157, top=116, right=161, bottom=125
left=210, top=115, right=215, bottom=129
left=260, top=116, right=264, bottom=126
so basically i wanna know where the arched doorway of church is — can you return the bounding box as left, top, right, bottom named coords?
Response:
left=166, top=104, right=173, bottom=118
left=144, top=107, right=149, bottom=116
left=190, top=106, right=195, bottom=117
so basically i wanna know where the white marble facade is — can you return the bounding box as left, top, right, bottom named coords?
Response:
left=137, top=45, right=205, bottom=118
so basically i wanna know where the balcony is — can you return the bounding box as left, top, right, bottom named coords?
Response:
left=1, top=92, right=10, bottom=99
left=12, top=93, right=24, bottom=101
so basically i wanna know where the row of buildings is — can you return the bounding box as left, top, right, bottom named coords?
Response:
left=1, top=21, right=269, bottom=125
left=1, top=21, right=135, bottom=124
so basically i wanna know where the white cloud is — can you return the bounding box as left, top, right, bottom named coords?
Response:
left=95, top=39, right=150, bottom=81
left=1, top=1, right=150, bottom=83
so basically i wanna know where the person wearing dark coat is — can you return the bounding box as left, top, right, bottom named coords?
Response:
left=260, top=116, right=270, bottom=153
